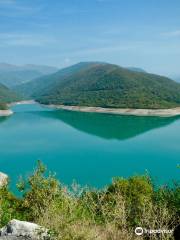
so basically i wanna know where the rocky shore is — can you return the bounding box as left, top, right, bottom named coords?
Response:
left=47, top=105, right=180, bottom=117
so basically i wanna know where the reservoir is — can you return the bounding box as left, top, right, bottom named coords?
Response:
left=0, top=103, right=179, bottom=192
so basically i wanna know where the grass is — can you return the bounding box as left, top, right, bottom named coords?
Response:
left=0, top=161, right=179, bottom=240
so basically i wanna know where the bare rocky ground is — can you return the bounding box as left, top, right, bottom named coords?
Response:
left=0, top=110, right=13, bottom=117
left=49, top=104, right=180, bottom=117
left=0, top=218, right=48, bottom=240
left=0, top=172, right=8, bottom=187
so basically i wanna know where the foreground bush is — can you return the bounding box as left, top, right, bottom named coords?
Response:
left=0, top=161, right=179, bottom=240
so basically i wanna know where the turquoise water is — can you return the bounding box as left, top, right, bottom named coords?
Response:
left=0, top=104, right=180, bottom=193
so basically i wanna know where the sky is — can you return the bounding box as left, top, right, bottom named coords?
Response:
left=0, top=0, right=180, bottom=76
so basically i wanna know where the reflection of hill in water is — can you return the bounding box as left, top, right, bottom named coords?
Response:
left=0, top=117, right=8, bottom=124
left=38, top=110, right=179, bottom=140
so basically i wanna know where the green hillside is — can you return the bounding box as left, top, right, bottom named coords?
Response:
left=14, top=62, right=100, bottom=97
left=0, top=83, right=22, bottom=109
left=16, top=62, right=180, bottom=109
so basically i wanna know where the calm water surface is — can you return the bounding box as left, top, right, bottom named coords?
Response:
left=0, top=104, right=179, bottom=192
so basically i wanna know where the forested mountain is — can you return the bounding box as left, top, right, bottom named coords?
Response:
left=15, top=62, right=180, bottom=109
left=14, top=62, right=99, bottom=97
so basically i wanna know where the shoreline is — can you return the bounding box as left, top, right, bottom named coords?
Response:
left=0, top=100, right=35, bottom=117
left=0, top=109, right=13, bottom=117
left=8, top=100, right=36, bottom=107
left=1, top=101, right=180, bottom=117
left=47, top=104, right=180, bottom=117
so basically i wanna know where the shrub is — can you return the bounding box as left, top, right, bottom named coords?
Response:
left=0, top=161, right=179, bottom=240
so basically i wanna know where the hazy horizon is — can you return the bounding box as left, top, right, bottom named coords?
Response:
left=0, top=0, right=180, bottom=77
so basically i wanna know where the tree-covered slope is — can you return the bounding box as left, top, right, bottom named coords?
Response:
left=14, top=62, right=100, bottom=97
left=16, top=62, right=180, bottom=109
left=0, top=83, right=22, bottom=109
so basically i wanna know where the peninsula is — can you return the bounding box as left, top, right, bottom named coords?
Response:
left=15, top=62, right=180, bottom=113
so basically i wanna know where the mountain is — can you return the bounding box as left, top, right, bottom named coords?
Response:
left=14, top=62, right=99, bottom=97
left=0, top=70, right=43, bottom=88
left=0, top=83, right=22, bottom=109
left=15, top=62, right=180, bottom=109
left=0, top=63, right=18, bottom=71
left=0, top=63, right=58, bottom=88
left=127, top=67, right=146, bottom=73
left=0, top=63, right=58, bottom=74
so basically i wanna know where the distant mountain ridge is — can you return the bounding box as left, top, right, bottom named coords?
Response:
left=0, top=63, right=58, bottom=74
left=0, top=63, right=58, bottom=88
left=15, top=62, right=180, bottom=109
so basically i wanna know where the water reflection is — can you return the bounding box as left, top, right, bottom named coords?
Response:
left=0, top=116, right=9, bottom=124
left=37, top=109, right=179, bottom=140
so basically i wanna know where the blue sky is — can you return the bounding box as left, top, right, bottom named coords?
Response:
left=0, top=0, right=180, bottom=76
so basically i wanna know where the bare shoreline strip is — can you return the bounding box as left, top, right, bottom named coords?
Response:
left=0, top=109, right=13, bottom=117
left=47, top=104, right=180, bottom=117
left=8, top=100, right=36, bottom=107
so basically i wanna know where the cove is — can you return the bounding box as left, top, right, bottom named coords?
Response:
left=0, top=103, right=179, bottom=193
